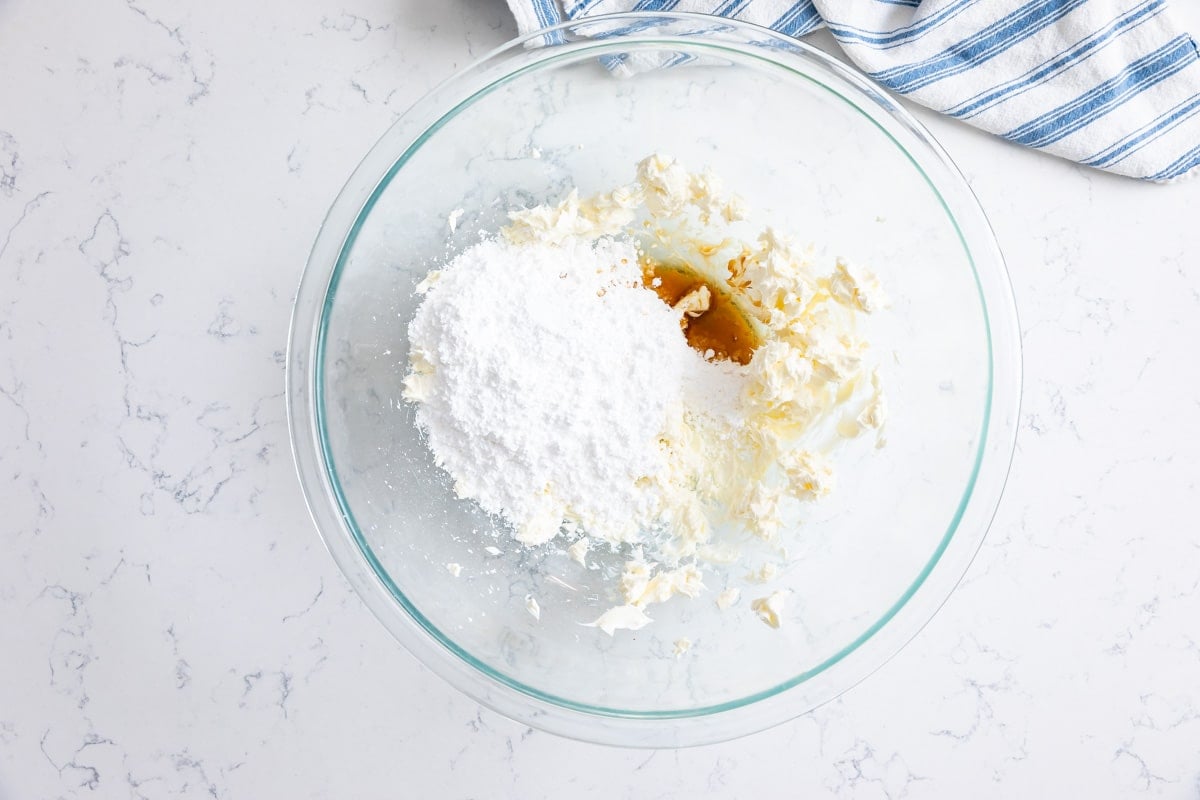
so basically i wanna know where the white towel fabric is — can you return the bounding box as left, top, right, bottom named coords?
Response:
left=505, top=0, right=1200, bottom=181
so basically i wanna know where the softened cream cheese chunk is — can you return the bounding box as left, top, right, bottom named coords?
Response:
left=751, top=591, right=790, bottom=628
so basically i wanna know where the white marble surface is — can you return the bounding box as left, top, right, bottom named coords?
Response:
left=2, top=0, right=1199, bottom=796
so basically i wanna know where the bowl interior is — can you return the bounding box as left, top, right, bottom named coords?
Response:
left=315, top=28, right=995, bottom=718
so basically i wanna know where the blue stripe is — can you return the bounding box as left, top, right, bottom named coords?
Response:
left=769, top=2, right=810, bottom=34
left=1085, top=93, right=1200, bottom=167
left=874, top=0, right=921, bottom=6
left=790, top=11, right=824, bottom=37
left=1149, top=142, right=1200, bottom=180
left=588, top=1, right=684, bottom=71
left=599, top=53, right=627, bottom=71
left=714, top=0, right=751, bottom=16
left=564, top=0, right=601, bottom=15
left=531, top=0, right=565, bottom=43
left=827, top=0, right=978, bottom=49
left=567, top=0, right=681, bottom=15
left=771, top=1, right=822, bottom=37
left=1004, top=36, right=1200, bottom=148
left=532, top=0, right=556, bottom=25
left=640, top=0, right=679, bottom=10
left=581, top=1, right=681, bottom=39
left=871, top=0, right=1089, bottom=94
left=946, top=0, right=1165, bottom=120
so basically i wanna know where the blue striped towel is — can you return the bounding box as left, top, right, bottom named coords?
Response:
left=505, top=1, right=1200, bottom=181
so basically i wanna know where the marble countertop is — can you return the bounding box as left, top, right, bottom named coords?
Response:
left=2, top=0, right=1198, bottom=797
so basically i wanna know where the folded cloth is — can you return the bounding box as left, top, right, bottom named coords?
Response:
left=505, top=1, right=1200, bottom=181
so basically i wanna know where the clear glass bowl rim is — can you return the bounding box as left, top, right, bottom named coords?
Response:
left=286, top=11, right=1023, bottom=747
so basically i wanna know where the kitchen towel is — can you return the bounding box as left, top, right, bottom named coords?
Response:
left=505, top=0, right=1200, bottom=181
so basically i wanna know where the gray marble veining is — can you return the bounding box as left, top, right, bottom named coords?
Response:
left=1, top=0, right=1199, bottom=797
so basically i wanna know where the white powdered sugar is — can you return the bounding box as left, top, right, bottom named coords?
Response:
left=403, top=153, right=887, bottom=635
left=403, top=235, right=733, bottom=546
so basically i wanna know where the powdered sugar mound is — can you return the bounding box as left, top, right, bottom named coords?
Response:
left=405, top=236, right=719, bottom=545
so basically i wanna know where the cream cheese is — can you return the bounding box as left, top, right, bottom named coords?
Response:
left=745, top=562, right=779, bottom=584
left=715, top=587, right=741, bottom=610
left=586, top=604, right=652, bottom=636
left=829, top=257, right=887, bottom=314
left=567, top=536, right=590, bottom=567
left=504, top=186, right=643, bottom=246
left=751, top=591, right=790, bottom=628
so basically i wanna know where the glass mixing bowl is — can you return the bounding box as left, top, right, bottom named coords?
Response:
left=287, top=12, right=1021, bottom=747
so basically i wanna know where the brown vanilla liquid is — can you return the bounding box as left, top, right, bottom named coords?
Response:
left=641, top=259, right=760, bottom=365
